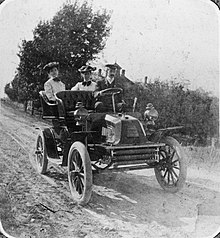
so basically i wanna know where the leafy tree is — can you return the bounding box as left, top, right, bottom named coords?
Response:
left=4, top=73, right=21, bottom=102
left=17, top=40, right=43, bottom=104
left=14, top=0, right=111, bottom=107
left=4, top=83, right=17, bottom=102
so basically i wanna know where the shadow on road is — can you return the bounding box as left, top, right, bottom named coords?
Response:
left=85, top=170, right=220, bottom=234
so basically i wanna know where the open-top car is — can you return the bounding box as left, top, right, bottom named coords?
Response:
left=35, top=88, right=187, bottom=205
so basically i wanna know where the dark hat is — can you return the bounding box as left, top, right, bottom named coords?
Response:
left=78, top=65, right=96, bottom=73
left=43, top=62, right=59, bottom=71
left=105, top=63, right=120, bottom=69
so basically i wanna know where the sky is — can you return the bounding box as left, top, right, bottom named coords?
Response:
left=0, top=0, right=219, bottom=97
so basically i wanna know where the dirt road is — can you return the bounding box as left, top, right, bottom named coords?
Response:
left=0, top=102, right=220, bottom=238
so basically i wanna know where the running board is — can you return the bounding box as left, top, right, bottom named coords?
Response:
left=96, top=164, right=155, bottom=173
left=89, top=143, right=165, bottom=150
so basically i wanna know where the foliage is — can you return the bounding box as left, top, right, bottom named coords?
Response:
left=5, top=0, right=111, bottom=107
left=127, top=80, right=219, bottom=143
left=4, top=83, right=18, bottom=102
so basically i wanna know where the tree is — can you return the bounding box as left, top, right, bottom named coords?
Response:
left=4, top=73, right=21, bottom=102
left=17, top=40, right=43, bottom=106
left=4, top=83, right=17, bottom=102
left=14, top=0, right=111, bottom=105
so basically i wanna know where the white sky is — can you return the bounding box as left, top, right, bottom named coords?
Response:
left=0, top=0, right=219, bottom=97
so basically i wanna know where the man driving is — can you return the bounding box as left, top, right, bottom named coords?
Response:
left=95, top=63, right=126, bottom=112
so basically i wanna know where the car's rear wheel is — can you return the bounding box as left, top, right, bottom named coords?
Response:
left=68, top=142, right=92, bottom=205
left=154, top=136, right=187, bottom=193
left=35, top=131, right=48, bottom=174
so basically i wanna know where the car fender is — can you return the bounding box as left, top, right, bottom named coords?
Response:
left=42, top=128, right=59, bottom=159
left=148, top=126, right=183, bottom=143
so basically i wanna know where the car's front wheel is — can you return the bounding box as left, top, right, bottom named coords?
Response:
left=154, top=136, right=187, bottom=193
left=68, top=142, right=92, bottom=205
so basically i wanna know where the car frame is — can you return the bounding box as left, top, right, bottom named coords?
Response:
left=35, top=88, right=187, bottom=205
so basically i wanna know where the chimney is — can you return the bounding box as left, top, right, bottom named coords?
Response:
left=144, top=76, right=148, bottom=84
left=121, top=69, right=125, bottom=76
left=98, top=69, right=102, bottom=77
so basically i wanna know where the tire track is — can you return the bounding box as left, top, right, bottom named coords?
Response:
left=0, top=103, right=123, bottom=238
left=0, top=128, right=71, bottom=202
left=0, top=106, right=75, bottom=207
left=0, top=127, right=87, bottom=237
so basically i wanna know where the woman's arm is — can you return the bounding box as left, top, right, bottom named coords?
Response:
left=44, top=81, right=55, bottom=101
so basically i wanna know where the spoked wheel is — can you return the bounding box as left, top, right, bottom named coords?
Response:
left=35, top=131, right=48, bottom=174
left=154, top=136, right=187, bottom=193
left=68, top=142, right=92, bottom=205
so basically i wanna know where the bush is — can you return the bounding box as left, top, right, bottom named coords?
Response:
left=128, top=80, right=219, bottom=143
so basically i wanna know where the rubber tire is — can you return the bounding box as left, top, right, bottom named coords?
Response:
left=35, top=131, right=48, bottom=174
left=154, top=136, right=187, bottom=193
left=68, top=142, right=92, bottom=205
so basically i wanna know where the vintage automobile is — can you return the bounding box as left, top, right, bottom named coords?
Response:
left=35, top=88, right=187, bottom=205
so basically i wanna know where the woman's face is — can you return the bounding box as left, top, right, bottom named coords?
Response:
left=82, top=71, right=91, bottom=81
left=48, top=67, right=58, bottom=78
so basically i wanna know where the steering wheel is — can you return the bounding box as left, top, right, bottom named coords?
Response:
left=99, top=88, right=122, bottom=96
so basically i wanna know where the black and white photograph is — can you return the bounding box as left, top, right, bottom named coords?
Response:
left=0, top=0, right=219, bottom=237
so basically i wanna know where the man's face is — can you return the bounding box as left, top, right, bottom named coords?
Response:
left=108, top=68, right=116, bottom=78
left=48, top=67, right=58, bottom=78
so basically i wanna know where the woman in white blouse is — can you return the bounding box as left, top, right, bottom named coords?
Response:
left=71, top=65, right=97, bottom=91
left=44, top=62, right=65, bottom=102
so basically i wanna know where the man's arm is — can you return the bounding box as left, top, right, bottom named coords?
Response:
left=94, top=80, right=105, bottom=97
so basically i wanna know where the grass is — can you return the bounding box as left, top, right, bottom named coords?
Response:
left=185, top=145, right=220, bottom=170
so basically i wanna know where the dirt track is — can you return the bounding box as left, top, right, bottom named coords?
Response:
left=0, top=102, right=220, bottom=238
